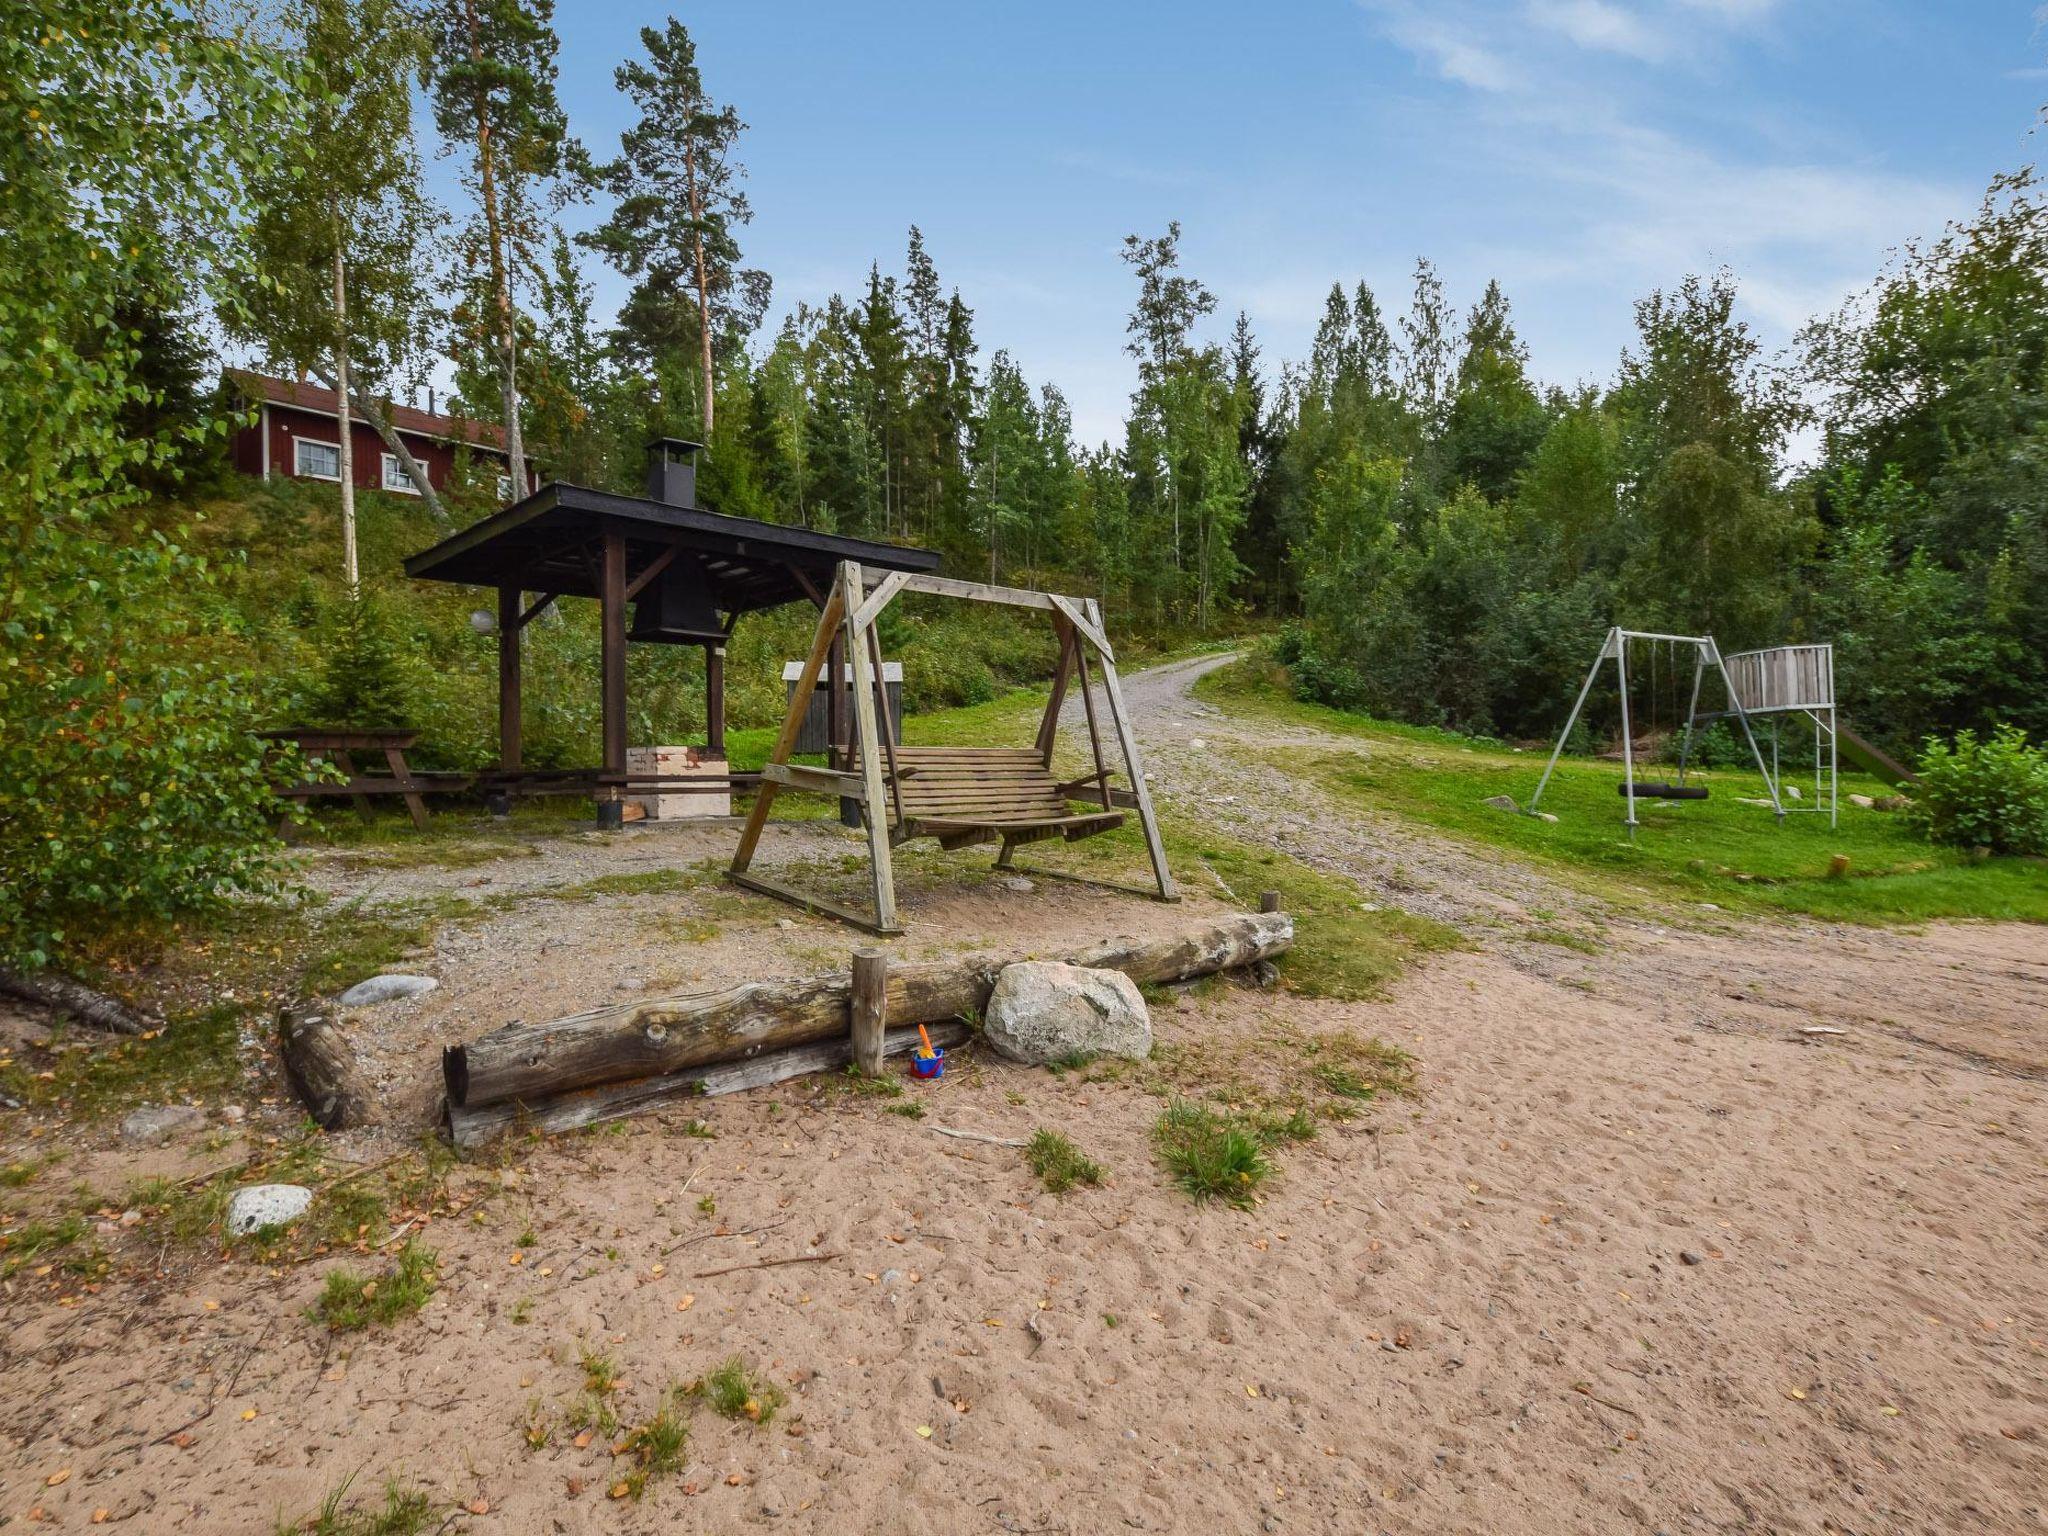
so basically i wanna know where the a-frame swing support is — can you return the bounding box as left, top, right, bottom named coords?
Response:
left=1529, top=626, right=1784, bottom=833
left=729, top=561, right=1176, bottom=935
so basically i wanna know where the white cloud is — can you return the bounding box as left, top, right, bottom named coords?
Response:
left=1363, top=2, right=1523, bottom=92
left=1529, top=0, right=1671, bottom=61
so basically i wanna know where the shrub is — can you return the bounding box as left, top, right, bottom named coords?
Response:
left=1152, top=1101, right=1271, bottom=1209
left=1908, top=725, right=2048, bottom=855
left=305, top=594, right=414, bottom=731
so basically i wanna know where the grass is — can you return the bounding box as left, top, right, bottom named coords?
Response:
left=275, top=1474, right=439, bottom=1536
left=691, top=1356, right=786, bottom=1426
left=1196, top=657, right=2048, bottom=925
left=308, top=1242, right=438, bottom=1331
left=886, top=1100, right=925, bottom=1119
left=0, top=1214, right=96, bottom=1279
left=1152, top=1101, right=1272, bottom=1209
left=614, top=1399, right=690, bottom=1500
left=1025, top=1128, right=1106, bottom=1193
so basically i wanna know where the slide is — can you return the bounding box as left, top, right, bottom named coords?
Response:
left=1837, top=722, right=1919, bottom=789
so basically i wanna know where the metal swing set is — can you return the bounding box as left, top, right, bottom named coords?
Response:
left=1528, top=626, right=1839, bottom=833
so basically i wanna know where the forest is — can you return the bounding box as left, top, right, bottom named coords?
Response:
left=6, top=0, right=2047, bottom=970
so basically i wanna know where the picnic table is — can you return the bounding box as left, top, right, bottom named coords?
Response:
left=261, top=728, right=474, bottom=830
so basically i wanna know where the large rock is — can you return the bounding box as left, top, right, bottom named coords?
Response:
left=984, top=962, right=1151, bottom=1066
left=120, top=1104, right=206, bottom=1146
left=225, top=1183, right=313, bottom=1237
left=338, top=974, right=438, bottom=1008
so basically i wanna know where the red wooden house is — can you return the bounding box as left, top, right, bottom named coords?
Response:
left=225, top=369, right=531, bottom=500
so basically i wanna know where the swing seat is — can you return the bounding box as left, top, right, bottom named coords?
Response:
left=887, top=747, right=1125, bottom=848
left=1617, top=780, right=1710, bottom=800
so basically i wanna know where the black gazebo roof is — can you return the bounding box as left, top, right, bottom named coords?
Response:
left=403, top=480, right=939, bottom=613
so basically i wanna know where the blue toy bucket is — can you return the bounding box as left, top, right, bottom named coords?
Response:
left=911, top=1048, right=945, bottom=1080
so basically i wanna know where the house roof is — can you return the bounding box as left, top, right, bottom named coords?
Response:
left=403, top=480, right=941, bottom=617
left=225, top=368, right=511, bottom=451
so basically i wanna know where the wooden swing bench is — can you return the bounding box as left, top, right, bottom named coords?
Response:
left=729, top=563, right=1174, bottom=935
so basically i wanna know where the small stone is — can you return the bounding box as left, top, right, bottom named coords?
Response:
left=880, top=1268, right=905, bottom=1289
left=1248, top=960, right=1281, bottom=990
left=1188, top=738, right=1206, bottom=749
left=1482, top=795, right=1518, bottom=813
left=615, top=977, right=645, bottom=993
left=1533, top=811, right=1559, bottom=823
left=775, top=919, right=796, bottom=932
left=1848, top=793, right=1875, bottom=810
left=1679, top=1250, right=1704, bottom=1266
left=1785, top=785, right=1802, bottom=800
left=336, top=974, right=438, bottom=1008
left=119, top=1209, right=142, bottom=1228
left=224, top=1184, right=313, bottom=1236
left=120, top=1104, right=206, bottom=1146
left=219, top=1105, right=246, bottom=1124
left=1001, top=877, right=1035, bottom=894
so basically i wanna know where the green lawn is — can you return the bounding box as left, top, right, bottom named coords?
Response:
left=1196, top=658, right=2048, bottom=925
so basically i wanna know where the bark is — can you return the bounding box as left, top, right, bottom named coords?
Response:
left=279, top=1005, right=370, bottom=1131
left=685, top=132, right=715, bottom=440
left=444, top=910, right=1292, bottom=1111
left=444, top=1021, right=969, bottom=1151
left=332, top=236, right=358, bottom=590
left=0, top=971, right=146, bottom=1035
left=463, top=0, right=528, bottom=499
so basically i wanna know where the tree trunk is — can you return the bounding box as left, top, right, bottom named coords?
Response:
left=308, top=365, right=448, bottom=523
left=0, top=970, right=145, bottom=1035
left=332, top=237, right=357, bottom=591
left=443, top=910, right=1292, bottom=1111
left=279, top=1004, right=370, bottom=1130
left=465, top=0, right=527, bottom=499
left=685, top=133, right=715, bottom=440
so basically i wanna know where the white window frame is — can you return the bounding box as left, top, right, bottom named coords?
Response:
left=496, top=472, right=515, bottom=503
left=294, top=436, right=342, bottom=481
left=381, top=451, right=424, bottom=496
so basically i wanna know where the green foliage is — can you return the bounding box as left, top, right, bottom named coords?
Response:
left=1152, top=1100, right=1271, bottom=1209
left=277, top=1474, right=438, bottom=1536
left=0, top=5, right=300, bottom=972
left=309, top=1242, right=438, bottom=1331
left=1024, top=1129, right=1106, bottom=1194
left=1908, top=726, right=2048, bottom=856
left=306, top=595, right=415, bottom=730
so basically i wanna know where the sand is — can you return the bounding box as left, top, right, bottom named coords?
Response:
left=1, top=658, right=2043, bottom=1533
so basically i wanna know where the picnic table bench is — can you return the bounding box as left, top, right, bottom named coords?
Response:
left=260, top=728, right=475, bottom=830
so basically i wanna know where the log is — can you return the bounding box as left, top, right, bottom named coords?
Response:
left=443, top=910, right=1291, bottom=1111
left=444, top=1020, right=970, bottom=1151
left=0, top=970, right=146, bottom=1035
left=850, top=949, right=888, bottom=1076
left=279, top=1005, right=371, bottom=1130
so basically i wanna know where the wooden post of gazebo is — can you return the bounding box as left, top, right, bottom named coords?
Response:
left=599, top=528, right=628, bottom=830
left=705, top=643, right=726, bottom=756
left=492, top=583, right=522, bottom=817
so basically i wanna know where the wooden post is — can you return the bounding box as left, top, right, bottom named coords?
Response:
left=497, top=584, right=522, bottom=775
left=850, top=948, right=888, bottom=1075
left=1034, top=621, right=1079, bottom=764
left=1259, top=890, right=1281, bottom=913
left=731, top=580, right=844, bottom=876
left=1085, top=597, right=1176, bottom=901
left=599, top=528, right=628, bottom=830
left=705, top=643, right=726, bottom=756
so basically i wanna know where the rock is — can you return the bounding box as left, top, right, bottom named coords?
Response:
left=1248, top=959, right=1281, bottom=989
left=120, top=1104, right=205, bottom=1145
left=224, top=1183, right=313, bottom=1237
left=775, top=918, right=796, bottom=932
left=1482, top=795, right=1518, bottom=813
left=1874, top=794, right=1912, bottom=813
left=1188, top=738, right=1206, bottom=749
left=983, top=961, right=1151, bottom=1066
left=1679, top=1250, right=1704, bottom=1266
left=219, top=1104, right=246, bottom=1125
left=1533, top=811, right=1559, bottom=823
left=1001, top=877, right=1036, bottom=894
left=1848, top=793, right=1875, bottom=810
left=1785, top=785, right=1802, bottom=800
left=337, top=974, right=438, bottom=1008
left=614, top=977, right=645, bottom=993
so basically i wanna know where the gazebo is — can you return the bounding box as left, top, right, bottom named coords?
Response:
left=404, top=440, right=940, bottom=826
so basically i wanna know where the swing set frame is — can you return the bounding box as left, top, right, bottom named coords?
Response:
left=1528, top=626, right=1785, bottom=832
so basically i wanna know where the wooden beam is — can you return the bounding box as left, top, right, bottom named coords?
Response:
left=894, top=572, right=1061, bottom=612
left=728, top=870, right=902, bottom=936
left=705, top=643, right=726, bottom=756
left=514, top=591, right=558, bottom=630
left=730, top=583, right=843, bottom=874
left=1034, top=619, right=1078, bottom=765
left=841, top=561, right=899, bottom=932
left=624, top=544, right=679, bottom=602
left=1088, top=596, right=1175, bottom=901
left=850, top=568, right=912, bottom=632
left=1047, top=593, right=1114, bottom=661
left=497, top=584, right=522, bottom=774
left=761, top=762, right=869, bottom=800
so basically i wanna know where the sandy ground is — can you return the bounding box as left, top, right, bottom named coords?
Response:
left=1, top=656, right=2044, bottom=1534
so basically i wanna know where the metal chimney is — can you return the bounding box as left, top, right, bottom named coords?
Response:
left=644, top=437, right=705, bottom=507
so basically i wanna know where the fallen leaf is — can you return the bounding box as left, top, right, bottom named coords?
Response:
left=608, top=1481, right=630, bottom=1499
left=1394, top=1329, right=1413, bottom=1349
left=915, top=1425, right=933, bottom=1439
left=675, top=1294, right=695, bottom=1312
left=573, top=1430, right=594, bottom=1449
left=240, top=1408, right=257, bottom=1421
left=563, top=1477, right=584, bottom=1497
left=1881, top=1405, right=1901, bottom=1417
left=202, top=1300, right=220, bottom=1311
left=725, top=1472, right=745, bottom=1486
left=1245, top=1384, right=1260, bottom=1398
left=44, top=1469, right=70, bottom=1487
left=170, top=1433, right=194, bottom=1449
left=1787, top=1389, right=1807, bottom=1402
left=509, top=1252, right=523, bottom=1265
left=92, top=1511, right=110, bottom=1525
left=682, top=1481, right=702, bottom=1495
left=1466, top=1182, right=1481, bottom=1194
left=650, top=1264, right=665, bottom=1277
left=466, top=1498, right=489, bottom=1515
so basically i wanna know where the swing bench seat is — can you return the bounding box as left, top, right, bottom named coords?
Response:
left=1617, top=780, right=1710, bottom=800
left=885, top=746, right=1126, bottom=848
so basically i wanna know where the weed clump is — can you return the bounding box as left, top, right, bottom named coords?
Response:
left=1152, top=1101, right=1271, bottom=1208
left=309, top=1242, right=437, bottom=1331
left=690, top=1356, right=786, bottom=1426
left=1025, top=1128, right=1105, bottom=1193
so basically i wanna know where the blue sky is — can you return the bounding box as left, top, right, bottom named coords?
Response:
left=537, top=1, right=2045, bottom=450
